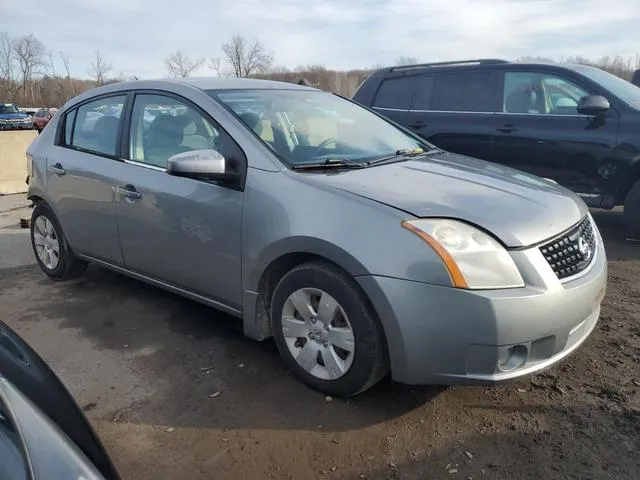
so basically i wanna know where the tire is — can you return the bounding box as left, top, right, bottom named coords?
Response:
left=624, top=180, right=640, bottom=237
left=30, top=203, right=88, bottom=280
left=271, top=261, right=389, bottom=397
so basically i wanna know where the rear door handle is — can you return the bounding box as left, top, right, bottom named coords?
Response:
left=408, top=121, right=426, bottom=130
left=48, top=163, right=66, bottom=176
left=496, top=125, right=518, bottom=134
left=115, top=184, right=142, bottom=200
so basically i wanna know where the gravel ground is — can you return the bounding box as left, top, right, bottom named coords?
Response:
left=0, top=195, right=638, bottom=479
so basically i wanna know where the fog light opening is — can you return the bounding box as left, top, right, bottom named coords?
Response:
left=497, top=345, right=528, bottom=372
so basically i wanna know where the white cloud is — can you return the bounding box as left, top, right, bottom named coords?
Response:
left=2, top=0, right=639, bottom=78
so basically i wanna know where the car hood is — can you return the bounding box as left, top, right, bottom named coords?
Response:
left=0, top=113, right=29, bottom=120
left=301, top=151, right=588, bottom=247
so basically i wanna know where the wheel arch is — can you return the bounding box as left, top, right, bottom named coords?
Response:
left=242, top=237, right=381, bottom=344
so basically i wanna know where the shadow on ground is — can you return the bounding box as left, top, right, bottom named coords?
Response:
left=0, top=263, right=443, bottom=433
left=354, top=403, right=640, bottom=480
left=591, top=209, right=640, bottom=261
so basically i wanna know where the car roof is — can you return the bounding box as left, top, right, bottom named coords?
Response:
left=61, top=77, right=320, bottom=111
left=176, top=77, right=318, bottom=91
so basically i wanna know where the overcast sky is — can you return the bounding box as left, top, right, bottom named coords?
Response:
left=3, top=0, right=640, bottom=79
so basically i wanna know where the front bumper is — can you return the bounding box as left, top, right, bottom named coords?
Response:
left=356, top=222, right=607, bottom=385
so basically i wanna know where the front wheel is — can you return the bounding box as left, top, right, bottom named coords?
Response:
left=30, top=203, right=87, bottom=280
left=624, top=180, right=640, bottom=238
left=271, top=261, right=389, bottom=397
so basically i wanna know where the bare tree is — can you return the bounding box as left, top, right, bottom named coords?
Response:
left=46, top=51, right=67, bottom=103
left=13, top=34, right=45, bottom=99
left=88, top=50, right=113, bottom=86
left=221, top=35, right=273, bottom=77
left=0, top=32, right=15, bottom=100
left=164, top=51, right=204, bottom=77
left=209, top=57, right=225, bottom=77
left=59, top=50, right=74, bottom=95
left=60, top=51, right=71, bottom=78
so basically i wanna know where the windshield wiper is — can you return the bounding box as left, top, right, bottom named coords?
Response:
left=291, top=158, right=366, bottom=170
left=366, top=147, right=439, bottom=166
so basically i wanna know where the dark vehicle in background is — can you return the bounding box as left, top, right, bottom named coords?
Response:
left=632, top=69, right=640, bottom=87
left=0, top=320, right=119, bottom=479
left=353, top=59, right=640, bottom=235
left=0, top=103, right=33, bottom=130
left=33, top=109, right=54, bottom=133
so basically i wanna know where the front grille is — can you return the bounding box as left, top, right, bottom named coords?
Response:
left=540, top=216, right=596, bottom=280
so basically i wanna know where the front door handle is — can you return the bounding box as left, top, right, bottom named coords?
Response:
left=408, top=121, right=426, bottom=130
left=48, top=163, right=66, bottom=176
left=115, top=184, right=142, bottom=200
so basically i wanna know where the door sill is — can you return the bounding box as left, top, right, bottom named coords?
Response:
left=76, top=255, right=243, bottom=318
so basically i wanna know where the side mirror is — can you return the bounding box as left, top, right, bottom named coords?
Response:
left=577, top=95, right=610, bottom=116
left=166, top=149, right=237, bottom=182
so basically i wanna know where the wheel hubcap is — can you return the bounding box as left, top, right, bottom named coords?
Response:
left=281, top=288, right=355, bottom=381
left=33, top=215, right=60, bottom=270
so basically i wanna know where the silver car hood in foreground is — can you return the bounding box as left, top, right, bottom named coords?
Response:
left=303, top=152, right=588, bottom=248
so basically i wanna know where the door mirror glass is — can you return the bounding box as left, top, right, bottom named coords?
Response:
left=167, top=148, right=231, bottom=181
left=577, top=95, right=610, bottom=116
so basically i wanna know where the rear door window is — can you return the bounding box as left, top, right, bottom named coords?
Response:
left=431, top=72, right=496, bottom=112
left=411, top=76, right=435, bottom=110
left=373, top=76, right=418, bottom=110
left=71, top=95, right=125, bottom=157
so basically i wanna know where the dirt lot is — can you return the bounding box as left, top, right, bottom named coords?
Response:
left=0, top=197, right=638, bottom=480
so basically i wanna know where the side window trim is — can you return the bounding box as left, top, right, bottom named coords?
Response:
left=56, top=92, right=129, bottom=160
left=69, top=109, right=77, bottom=145
left=116, top=92, right=134, bottom=159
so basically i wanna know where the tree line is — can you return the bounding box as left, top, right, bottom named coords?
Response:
left=1, top=31, right=639, bottom=108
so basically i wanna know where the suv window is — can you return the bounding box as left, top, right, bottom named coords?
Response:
left=35, top=110, right=45, bottom=118
left=431, top=72, right=495, bottom=112
left=411, top=76, right=435, bottom=110
left=503, top=72, right=588, bottom=115
left=373, top=76, right=418, bottom=110
left=128, top=94, right=222, bottom=168
left=70, top=96, right=125, bottom=156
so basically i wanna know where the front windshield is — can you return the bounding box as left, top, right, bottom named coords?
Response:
left=209, top=89, right=429, bottom=166
left=0, top=105, right=19, bottom=115
left=571, top=65, right=640, bottom=109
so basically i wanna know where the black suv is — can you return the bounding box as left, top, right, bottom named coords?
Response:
left=353, top=59, right=640, bottom=234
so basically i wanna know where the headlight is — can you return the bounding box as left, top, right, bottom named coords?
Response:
left=401, top=219, right=524, bottom=289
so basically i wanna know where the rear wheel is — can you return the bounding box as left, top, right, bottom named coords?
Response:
left=624, top=180, right=640, bottom=238
left=270, top=261, right=389, bottom=397
left=30, top=203, right=87, bottom=280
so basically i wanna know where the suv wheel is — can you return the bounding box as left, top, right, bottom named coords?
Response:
left=270, top=261, right=389, bottom=397
left=30, top=203, right=88, bottom=280
left=624, top=180, right=640, bottom=238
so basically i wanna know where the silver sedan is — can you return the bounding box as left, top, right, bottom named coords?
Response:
left=25, top=78, right=607, bottom=396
